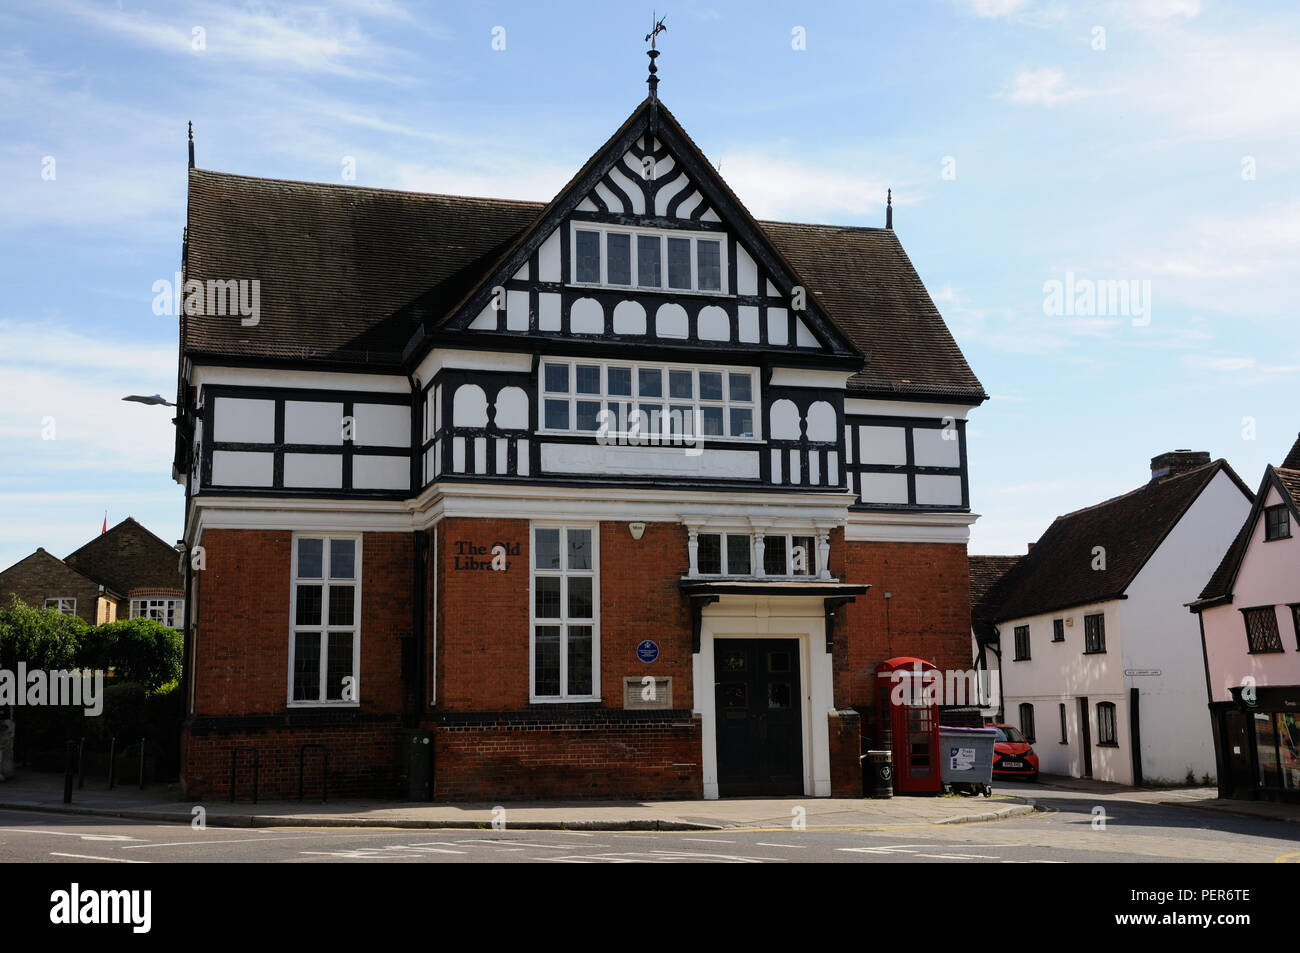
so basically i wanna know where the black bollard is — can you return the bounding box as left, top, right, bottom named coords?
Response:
left=138, top=737, right=146, bottom=790
left=63, top=741, right=75, bottom=804
left=77, top=737, right=85, bottom=789
left=107, top=737, right=116, bottom=789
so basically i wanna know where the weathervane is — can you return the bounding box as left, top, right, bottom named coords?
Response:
left=645, top=13, right=667, bottom=102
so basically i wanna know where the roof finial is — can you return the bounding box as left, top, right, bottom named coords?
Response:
left=645, top=13, right=667, bottom=102
left=188, top=120, right=194, bottom=169
left=885, top=188, right=893, bottom=229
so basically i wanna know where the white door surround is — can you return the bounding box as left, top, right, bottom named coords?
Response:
left=692, top=594, right=834, bottom=799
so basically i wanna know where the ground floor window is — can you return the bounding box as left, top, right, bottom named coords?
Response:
left=288, top=535, right=360, bottom=706
left=44, top=597, right=76, bottom=615
left=1019, top=702, right=1036, bottom=742
left=130, top=597, right=183, bottom=630
left=1059, top=703, right=1067, bottom=743
left=1097, top=701, right=1118, bottom=745
left=532, top=525, right=598, bottom=700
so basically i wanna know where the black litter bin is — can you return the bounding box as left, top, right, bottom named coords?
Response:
left=863, top=749, right=894, bottom=799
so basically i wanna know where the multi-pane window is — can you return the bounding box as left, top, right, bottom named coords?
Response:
left=695, top=531, right=819, bottom=578
left=289, top=536, right=360, bottom=705
left=1059, top=703, right=1067, bottom=743
left=1243, top=606, right=1283, bottom=654
left=533, top=526, right=598, bottom=700
left=44, top=597, right=75, bottom=616
left=1019, top=702, right=1036, bottom=743
left=130, top=598, right=184, bottom=630
left=1052, top=618, right=1065, bottom=642
left=1013, top=625, right=1030, bottom=661
left=1265, top=505, right=1291, bottom=541
left=760, top=533, right=818, bottom=577
left=1097, top=702, right=1118, bottom=745
left=541, top=360, right=756, bottom=440
left=1083, top=613, right=1106, bottom=654
left=570, top=225, right=727, bottom=294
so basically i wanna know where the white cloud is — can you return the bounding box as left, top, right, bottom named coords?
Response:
left=1129, top=0, right=1201, bottom=18
left=707, top=153, right=895, bottom=222
left=968, top=0, right=1032, bottom=17
left=1004, top=68, right=1107, bottom=106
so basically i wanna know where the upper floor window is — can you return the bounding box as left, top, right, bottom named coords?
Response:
left=1052, top=618, right=1065, bottom=642
left=1243, top=606, right=1283, bottom=654
left=1265, top=504, right=1291, bottom=541
left=1083, top=613, right=1106, bottom=654
left=532, top=525, right=598, bottom=701
left=1013, top=625, right=1030, bottom=661
left=130, top=597, right=184, bottom=630
left=289, top=535, right=360, bottom=706
left=690, top=529, right=823, bottom=579
left=571, top=224, right=727, bottom=294
left=541, top=359, right=756, bottom=440
left=44, top=597, right=76, bottom=616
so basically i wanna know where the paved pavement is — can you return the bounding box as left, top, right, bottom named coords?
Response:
left=0, top=770, right=1033, bottom=830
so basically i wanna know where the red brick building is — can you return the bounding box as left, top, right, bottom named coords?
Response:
left=172, top=85, right=985, bottom=801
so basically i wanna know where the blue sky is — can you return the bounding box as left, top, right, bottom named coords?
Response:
left=1, top=0, right=1297, bottom=569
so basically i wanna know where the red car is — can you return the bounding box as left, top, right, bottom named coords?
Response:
left=988, top=723, right=1039, bottom=780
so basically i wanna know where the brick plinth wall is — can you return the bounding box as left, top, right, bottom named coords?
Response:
left=182, top=714, right=403, bottom=800
left=431, top=710, right=703, bottom=801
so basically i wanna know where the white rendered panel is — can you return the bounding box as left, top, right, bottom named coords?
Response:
left=858, top=473, right=909, bottom=504
left=353, top=403, right=410, bottom=448
left=353, top=455, right=409, bottom=490
left=915, top=474, right=963, bottom=505
left=857, top=425, right=906, bottom=465
left=912, top=426, right=961, bottom=467
left=284, top=401, right=344, bottom=445
left=211, top=450, right=273, bottom=486
left=213, top=397, right=274, bottom=443
left=284, top=453, right=342, bottom=489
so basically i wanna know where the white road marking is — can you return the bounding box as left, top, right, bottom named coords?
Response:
left=123, top=835, right=317, bottom=849
left=755, top=842, right=807, bottom=849
left=681, top=838, right=736, bottom=844
left=50, top=852, right=148, bottom=863
left=8, top=829, right=142, bottom=842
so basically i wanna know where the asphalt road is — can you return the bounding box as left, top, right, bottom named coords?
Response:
left=1, top=783, right=1297, bottom=863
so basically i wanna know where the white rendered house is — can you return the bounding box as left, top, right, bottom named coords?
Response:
left=982, top=451, right=1252, bottom=785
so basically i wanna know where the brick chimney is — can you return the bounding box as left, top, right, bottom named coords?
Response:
left=1150, top=449, right=1210, bottom=482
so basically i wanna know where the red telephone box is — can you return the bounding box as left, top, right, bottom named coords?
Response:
left=876, top=657, right=942, bottom=794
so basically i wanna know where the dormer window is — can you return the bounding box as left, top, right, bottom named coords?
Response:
left=570, top=224, right=727, bottom=294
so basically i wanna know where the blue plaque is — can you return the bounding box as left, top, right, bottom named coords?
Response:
left=636, top=640, right=659, bottom=663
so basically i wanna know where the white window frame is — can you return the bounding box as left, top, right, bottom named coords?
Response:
left=45, top=597, right=76, bottom=616
left=694, top=530, right=820, bottom=579
left=130, top=597, right=184, bottom=630
left=529, top=523, right=600, bottom=703
left=569, top=222, right=728, bottom=295
left=287, top=533, right=362, bottom=708
left=539, top=358, right=758, bottom=442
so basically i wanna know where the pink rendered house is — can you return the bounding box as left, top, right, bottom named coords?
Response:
left=1191, top=433, right=1300, bottom=802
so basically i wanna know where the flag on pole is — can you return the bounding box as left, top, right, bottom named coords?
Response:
left=102, top=511, right=107, bottom=535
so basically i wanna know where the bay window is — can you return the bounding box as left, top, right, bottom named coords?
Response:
left=540, top=359, right=757, bottom=440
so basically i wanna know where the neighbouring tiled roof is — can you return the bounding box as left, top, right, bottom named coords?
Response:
left=1195, top=517, right=1254, bottom=605
left=1277, top=467, right=1300, bottom=508
left=985, top=460, right=1251, bottom=623
left=63, top=518, right=183, bottom=596
left=1282, top=433, right=1300, bottom=470
left=181, top=101, right=985, bottom=401
left=969, top=555, right=1021, bottom=617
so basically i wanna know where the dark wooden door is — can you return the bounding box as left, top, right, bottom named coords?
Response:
left=714, top=639, right=803, bottom=796
left=1223, top=709, right=1253, bottom=798
left=1078, top=697, right=1093, bottom=778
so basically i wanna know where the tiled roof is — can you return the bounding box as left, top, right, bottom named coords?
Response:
left=968, top=555, right=1021, bottom=615
left=984, top=461, right=1250, bottom=623
left=1282, top=433, right=1300, bottom=471
left=181, top=101, right=985, bottom=400
left=1277, top=467, right=1300, bottom=508
left=63, top=518, right=183, bottom=596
